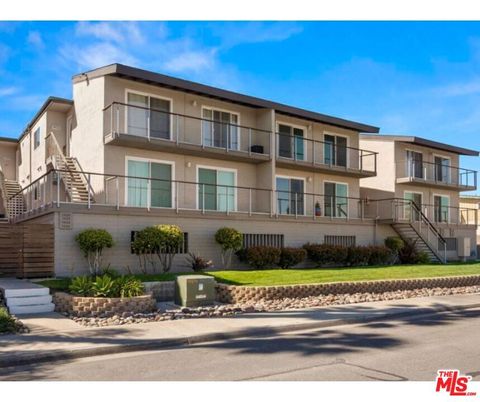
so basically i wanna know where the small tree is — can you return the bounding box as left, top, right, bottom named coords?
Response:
left=75, top=229, right=114, bottom=275
left=131, top=227, right=160, bottom=274
left=154, top=224, right=183, bottom=273
left=215, top=227, right=242, bottom=269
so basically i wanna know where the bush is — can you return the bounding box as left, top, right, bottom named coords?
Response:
left=303, top=243, right=348, bottom=266
left=215, top=227, right=243, bottom=269
left=69, top=275, right=145, bottom=298
left=75, top=229, right=114, bottom=275
left=0, top=307, right=17, bottom=333
left=367, top=246, right=394, bottom=266
left=398, top=240, right=431, bottom=264
left=131, top=225, right=183, bottom=273
left=101, top=266, right=120, bottom=278
left=346, top=246, right=371, bottom=267
left=186, top=252, right=213, bottom=272
left=235, top=248, right=248, bottom=263
left=385, top=237, right=405, bottom=252
left=246, top=246, right=281, bottom=269
left=69, top=276, right=93, bottom=296
left=278, top=247, right=306, bottom=269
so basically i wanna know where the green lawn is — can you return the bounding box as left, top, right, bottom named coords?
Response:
left=205, top=262, right=480, bottom=286
left=37, top=262, right=480, bottom=290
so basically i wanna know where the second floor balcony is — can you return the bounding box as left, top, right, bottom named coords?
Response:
left=103, top=102, right=272, bottom=164
left=275, top=132, right=377, bottom=177
left=396, top=159, right=477, bottom=191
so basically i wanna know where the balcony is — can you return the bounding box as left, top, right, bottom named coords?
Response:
left=275, top=132, right=377, bottom=177
left=396, top=160, right=477, bottom=191
left=103, top=102, right=271, bottom=164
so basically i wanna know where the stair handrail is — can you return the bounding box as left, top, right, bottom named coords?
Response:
left=0, top=162, right=10, bottom=219
left=409, top=200, right=447, bottom=263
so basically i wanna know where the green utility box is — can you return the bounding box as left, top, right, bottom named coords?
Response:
left=175, top=275, right=216, bottom=307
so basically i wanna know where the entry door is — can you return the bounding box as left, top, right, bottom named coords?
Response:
left=404, top=192, right=422, bottom=221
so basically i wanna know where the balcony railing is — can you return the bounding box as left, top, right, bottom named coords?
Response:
left=276, top=132, right=377, bottom=174
left=397, top=160, right=477, bottom=189
left=9, top=169, right=375, bottom=221
left=104, top=102, right=272, bottom=157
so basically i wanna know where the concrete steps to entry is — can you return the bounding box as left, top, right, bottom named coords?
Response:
left=0, top=278, right=55, bottom=315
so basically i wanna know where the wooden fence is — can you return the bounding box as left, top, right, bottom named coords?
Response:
left=0, top=224, right=54, bottom=278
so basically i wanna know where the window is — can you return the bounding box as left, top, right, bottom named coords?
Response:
left=202, top=108, right=239, bottom=150
left=324, top=182, right=348, bottom=218
left=131, top=231, right=189, bottom=254
left=404, top=192, right=422, bottom=221
left=324, top=134, right=347, bottom=167
left=438, top=237, right=457, bottom=252
left=243, top=234, right=284, bottom=248
left=277, top=124, right=305, bottom=160
left=33, top=128, right=41, bottom=149
left=127, top=159, right=173, bottom=208
left=198, top=167, right=236, bottom=211
left=434, top=195, right=449, bottom=223
left=434, top=156, right=451, bottom=183
left=324, top=235, right=356, bottom=247
left=276, top=177, right=304, bottom=215
left=406, top=150, right=423, bottom=179
left=127, top=92, right=171, bottom=139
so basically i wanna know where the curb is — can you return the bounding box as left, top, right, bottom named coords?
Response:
left=2, top=302, right=480, bottom=368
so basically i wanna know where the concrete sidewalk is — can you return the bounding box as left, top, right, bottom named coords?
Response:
left=1, top=292, right=479, bottom=368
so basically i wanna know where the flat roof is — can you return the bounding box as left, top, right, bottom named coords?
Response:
left=73, top=63, right=380, bottom=133
left=360, top=134, right=479, bottom=156
left=0, top=136, right=18, bottom=144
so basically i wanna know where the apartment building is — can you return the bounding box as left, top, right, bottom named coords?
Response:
left=459, top=195, right=480, bottom=248
left=0, top=63, right=478, bottom=277
left=360, top=134, right=478, bottom=261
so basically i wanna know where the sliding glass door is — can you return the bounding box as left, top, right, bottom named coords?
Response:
left=404, top=192, right=422, bottom=221
left=434, top=156, right=451, bottom=183
left=434, top=195, right=449, bottom=223
left=202, top=109, right=239, bottom=150
left=324, top=135, right=347, bottom=167
left=324, top=182, right=348, bottom=218
left=198, top=168, right=236, bottom=211
left=127, top=93, right=171, bottom=139
left=127, top=160, right=172, bottom=208
left=406, top=150, right=423, bottom=179
left=278, top=124, right=305, bottom=160
left=276, top=177, right=304, bottom=215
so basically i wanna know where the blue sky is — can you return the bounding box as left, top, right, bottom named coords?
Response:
left=0, top=21, right=480, bottom=173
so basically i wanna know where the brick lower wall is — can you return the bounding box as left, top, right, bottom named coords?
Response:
left=53, top=292, right=157, bottom=316
left=215, top=275, right=480, bottom=304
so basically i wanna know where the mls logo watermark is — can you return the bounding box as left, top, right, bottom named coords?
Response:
left=435, top=370, right=476, bottom=396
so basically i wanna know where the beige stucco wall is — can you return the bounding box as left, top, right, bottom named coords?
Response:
left=0, top=141, right=17, bottom=180
left=359, top=139, right=396, bottom=193
left=41, top=209, right=394, bottom=277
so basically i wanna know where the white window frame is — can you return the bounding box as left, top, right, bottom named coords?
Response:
left=323, top=180, right=349, bottom=218
left=276, top=121, right=308, bottom=162
left=404, top=148, right=425, bottom=179
left=196, top=164, right=238, bottom=211
left=433, top=153, right=452, bottom=183
left=403, top=190, right=424, bottom=220
left=125, top=89, right=174, bottom=141
left=201, top=105, right=241, bottom=151
left=275, top=174, right=306, bottom=216
left=124, top=156, right=175, bottom=208
left=433, top=193, right=451, bottom=224
left=323, top=131, right=350, bottom=168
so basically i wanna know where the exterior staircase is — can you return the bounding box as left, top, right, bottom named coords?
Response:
left=4, top=179, right=26, bottom=218
left=387, top=200, right=447, bottom=264
left=0, top=279, right=54, bottom=315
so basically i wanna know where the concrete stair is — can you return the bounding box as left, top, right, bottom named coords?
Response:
left=0, top=279, right=55, bottom=315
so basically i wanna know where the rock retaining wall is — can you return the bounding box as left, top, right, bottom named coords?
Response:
left=53, top=292, right=157, bottom=316
left=215, top=275, right=480, bottom=304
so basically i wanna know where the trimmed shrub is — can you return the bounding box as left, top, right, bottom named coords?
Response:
left=367, top=246, right=394, bottom=266
left=75, top=228, right=114, bottom=275
left=385, top=237, right=405, bottom=252
left=303, top=243, right=348, bottom=266
left=398, top=240, right=431, bottom=264
left=155, top=224, right=183, bottom=273
left=246, top=246, right=281, bottom=269
left=186, top=252, right=213, bottom=272
left=215, top=227, right=243, bottom=269
left=235, top=248, right=248, bottom=263
left=131, top=226, right=160, bottom=273
left=346, top=246, right=371, bottom=267
left=278, top=247, right=307, bottom=269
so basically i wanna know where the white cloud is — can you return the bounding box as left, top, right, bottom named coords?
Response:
left=432, top=79, right=480, bottom=97
left=75, top=21, right=145, bottom=45
left=27, top=30, right=45, bottom=50
left=0, top=86, right=18, bottom=97
left=163, top=49, right=216, bottom=73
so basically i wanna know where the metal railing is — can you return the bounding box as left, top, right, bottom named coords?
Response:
left=104, top=102, right=272, bottom=157
left=365, top=198, right=447, bottom=262
left=397, top=159, right=477, bottom=189
left=276, top=132, right=377, bottom=173
left=9, top=169, right=373, bottom=221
